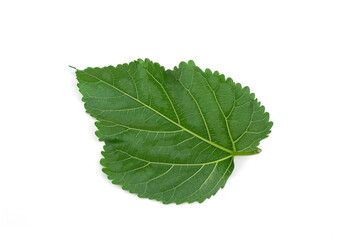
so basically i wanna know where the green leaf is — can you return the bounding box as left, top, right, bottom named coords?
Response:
left=74, top=59, right=272, bottom=204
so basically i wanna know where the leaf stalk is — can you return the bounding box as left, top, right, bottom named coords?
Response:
left=232, top=148, right=262, bottom=156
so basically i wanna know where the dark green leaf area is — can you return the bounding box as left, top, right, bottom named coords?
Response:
left=76, top=59, right=272, bottom=204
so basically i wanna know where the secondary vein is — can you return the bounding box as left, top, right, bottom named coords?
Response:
left=77, top=68, right=235, bottom=155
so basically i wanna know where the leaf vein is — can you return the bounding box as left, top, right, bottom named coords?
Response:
left=77, top=69, right=234, bottom=154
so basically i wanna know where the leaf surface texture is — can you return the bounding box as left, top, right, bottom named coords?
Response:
left=75, top=59, right=272, bottom=204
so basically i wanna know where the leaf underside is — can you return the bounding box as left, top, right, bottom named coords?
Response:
left=75, top=59, right=272, bottom=204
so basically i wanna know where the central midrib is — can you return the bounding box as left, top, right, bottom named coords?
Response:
left=78, top=68, right=236, bottom=155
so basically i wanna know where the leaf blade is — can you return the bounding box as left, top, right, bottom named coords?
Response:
left=75, top=59, right=272, bottom=204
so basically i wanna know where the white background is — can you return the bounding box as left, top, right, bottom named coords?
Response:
left=1, top=0, right=359, bottom=239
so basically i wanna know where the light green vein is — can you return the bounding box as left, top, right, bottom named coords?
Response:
left=75, top=67, right=235, bottom=155
left=177, top=70, right=212, bottom=141
left=99, top=120, right=185, bottom=133
left=234, top=103, right=255, bottom=143
left=146, top=69, right=180, bottom=124
left=112, top=148, right=233, bottom=166
left=202, top=74, right=236, bottom=152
